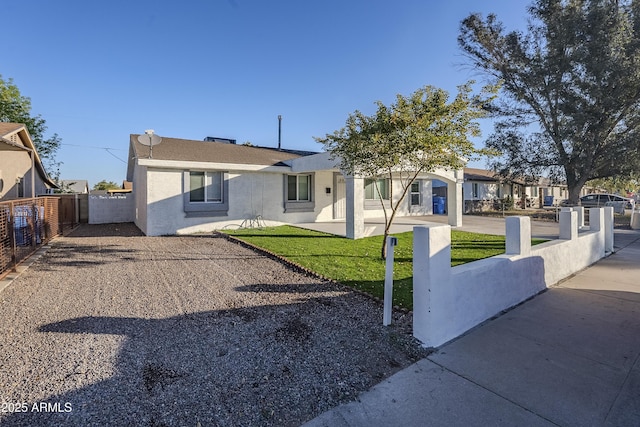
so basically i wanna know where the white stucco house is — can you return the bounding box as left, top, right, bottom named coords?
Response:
left=464, top=168, right=512, bottom=200
left=126, top=134, right=464, bottom=237
left=462, top=168, right=524, bottom=211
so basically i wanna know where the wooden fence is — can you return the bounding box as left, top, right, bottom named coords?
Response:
left=0, top=197, right=63, bottom=280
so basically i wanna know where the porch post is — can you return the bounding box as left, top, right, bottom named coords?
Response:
left=447, top=173, right=463, bottom=227
left=345, top=175, right=364, bottom=239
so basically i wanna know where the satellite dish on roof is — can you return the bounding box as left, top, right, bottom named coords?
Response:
left=137, top=129, right=162, bottom=158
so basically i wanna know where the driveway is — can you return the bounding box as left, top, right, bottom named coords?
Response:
left=0, top=224, right=425, bottom=427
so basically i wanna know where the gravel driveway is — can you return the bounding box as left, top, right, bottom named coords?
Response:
left=0, top=223, right=425, bottom=426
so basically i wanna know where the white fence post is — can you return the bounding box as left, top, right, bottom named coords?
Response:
left=589, top=207, right=606, bottom=256
left=413, top=225, right=451, bottom=347
left=603, top=206, right=614, bottom=253
left=505, top=216, right=531, bottom=256
left=573, top=206, right=585, bottom=229
left=559, top=210, right=578, bottom=240
left=590, top=207, right=603, bottom=232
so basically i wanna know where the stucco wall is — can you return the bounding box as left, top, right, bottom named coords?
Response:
left=462, top=181, right=514, bottom=201
left=141, top=167, right=336, bottom=236
left=133, top=164, right=148, bottom=234
left=0, top=151, right=33, bottom=200
left=413, top=208, right=612, bottom=348
left=89, top=194, right=135, bottom=224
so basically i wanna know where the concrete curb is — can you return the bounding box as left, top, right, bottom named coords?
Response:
left=0, top=244, right=53, bottom=294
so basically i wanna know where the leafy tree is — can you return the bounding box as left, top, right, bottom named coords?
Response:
left=316, top=83, right=496, bottom=258
left=93, top=180, right=120, bottom=191
left=587, top=173, right=640, bottom=195
left=459, top=0, right=640, bottom=204
left=0, top=75, right=62, bottom=179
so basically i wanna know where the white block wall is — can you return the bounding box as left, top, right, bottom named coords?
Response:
left=413, top=207, right=614, bottom=348
left=89, top=194, right=135, bottom=224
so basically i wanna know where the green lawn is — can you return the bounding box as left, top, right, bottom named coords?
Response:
left=225, top=225, right=546, bottom=310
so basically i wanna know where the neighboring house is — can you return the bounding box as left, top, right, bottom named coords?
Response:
left=0, top=123, right=57, bottom=201
left=525, top=179, right=594, bottom=207
left=126, top=134, right=464, bottom=237
left=524, top=178, right=570, bottom=207
left=463, top=167, right=590, bottom=209
left=462, top=168, right=525, bottom=211
left=59, top=179, right=89, bottom=194
left=464, top=168, right=509, bottom=200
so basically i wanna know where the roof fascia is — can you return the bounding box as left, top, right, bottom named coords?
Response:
left=136, top=158, right=293, bottom=173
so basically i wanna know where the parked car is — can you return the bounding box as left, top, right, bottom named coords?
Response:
left=580, top=193, right=635, bottom=210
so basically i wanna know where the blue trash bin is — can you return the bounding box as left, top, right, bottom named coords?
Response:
left=13, top=206, right=30, bottom=246
left=543, top=196, right=554, bottom=207
left=433, top=196, right=445, bottom=214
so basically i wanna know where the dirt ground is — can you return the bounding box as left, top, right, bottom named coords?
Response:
left=0, top=223, right=426, bottom=427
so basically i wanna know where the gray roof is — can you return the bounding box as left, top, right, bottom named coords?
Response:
left=60, top=180, right=89, bottom=193
left=129, top=135, right=306, bottom=167
left=464, top=167, right=526, bottom=185
left=464, top=168, right=501, bottom=182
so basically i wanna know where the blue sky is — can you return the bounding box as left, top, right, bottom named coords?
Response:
left=3, top=0, right=531, bottom=187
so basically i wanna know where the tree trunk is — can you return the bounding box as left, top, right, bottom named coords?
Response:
left=565, top=167, right=589, bottom=205
left=381, top=207, right=399, bottom=260
left=381, top=230, right=388, bottom=260
left=567, top=183, right=584, bottom=206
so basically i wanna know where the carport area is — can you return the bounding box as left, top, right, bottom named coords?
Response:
left=0, top=223, right=425, bottom=427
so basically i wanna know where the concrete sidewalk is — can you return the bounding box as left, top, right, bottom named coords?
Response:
left=304, top=230, right=640, bottom=427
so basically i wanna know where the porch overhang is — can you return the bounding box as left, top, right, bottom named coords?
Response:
left=287, top=153, right=464, bottom=239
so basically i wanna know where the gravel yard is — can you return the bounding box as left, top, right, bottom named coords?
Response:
left=0, top=223, right=426, bottom=426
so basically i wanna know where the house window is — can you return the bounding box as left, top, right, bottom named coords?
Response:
left=183, top=171, right=229, bottom=217
left=410, top=181, right=421, bottom=206
left=365, top=179, right=389, bottom=200
left=284, top=174, right=314, bottom=213
left=472, top=182, right=479, bottom=199
left=189, top=171, right=223, bottom=203
left=287, top=175, right=310, bottom=201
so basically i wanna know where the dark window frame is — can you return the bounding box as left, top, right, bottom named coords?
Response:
left=284, top=173, right=315, bottom=213
left=183, top=170, right=229, bottom=217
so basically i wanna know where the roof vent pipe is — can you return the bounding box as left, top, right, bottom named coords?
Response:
left=278, top=115, right=282, bottom=150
